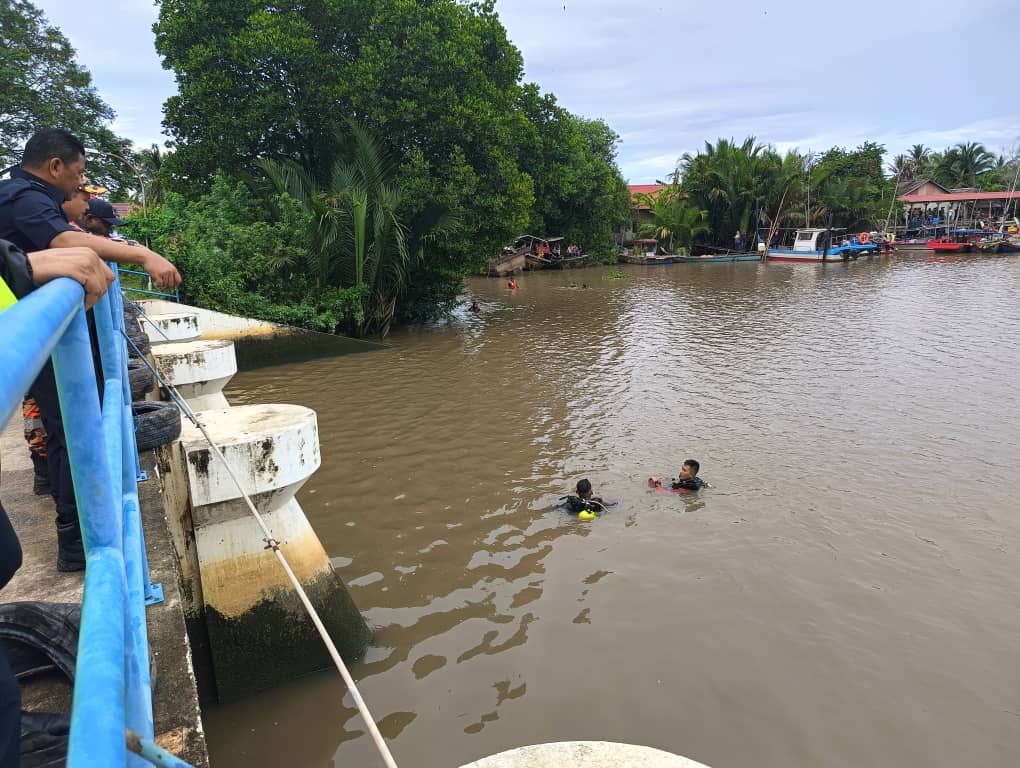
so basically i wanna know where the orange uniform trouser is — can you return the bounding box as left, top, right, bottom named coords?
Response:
left=22, top=397, right=47, bottom=459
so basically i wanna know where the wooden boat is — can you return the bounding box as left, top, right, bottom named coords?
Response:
left=620, top=239, right=673, bottom=264
left=926, top=238, right=971, bottom=253
left=487, top=246, right=526, bottom=277
left=514, top=235, right=583, bottom=270
left=767, top=228, right=879, bottom=262
left=673, top=252, right=759, bottom=263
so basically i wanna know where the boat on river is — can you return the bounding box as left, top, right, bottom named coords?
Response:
left=673, top=252, right=759, bottom=263
left=927, top=237, right=971, bottom=253
left=516, top=235, right=586, bottom=270
left=767, top=228, right=879, bottom=262
left=620, top=239, right=673, bottom=264
left=487, top=245, right=526, bottom=277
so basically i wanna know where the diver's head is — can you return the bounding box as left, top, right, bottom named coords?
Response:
left=576, top=478, right=593, bottom=499
left=680, top=459, right=700, bottom=480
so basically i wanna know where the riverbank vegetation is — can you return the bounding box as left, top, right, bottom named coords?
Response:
left=5, top=0, right=1018, bottom=336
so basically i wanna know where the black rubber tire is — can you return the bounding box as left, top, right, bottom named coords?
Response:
left=128, top=359, right=155, bottom=402
left=124, top=316, right=151, bottom=358
left=132, top=401, right=182, bottom=451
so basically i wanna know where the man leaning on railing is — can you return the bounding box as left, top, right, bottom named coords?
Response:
left=0, top=128, right=180, bottom=570
left=0, top=238, right=114, bottom=768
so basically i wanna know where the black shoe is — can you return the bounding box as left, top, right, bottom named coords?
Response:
left=56, top=521, right=86, bottom=572
left=33, top=473, right=52, bottom=496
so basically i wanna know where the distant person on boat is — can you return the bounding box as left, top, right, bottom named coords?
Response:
left=733, top=230, right=745, bottom=252
left=561, top=479, right=607, bottom=519
left=507, top=277, right=518, bottom=290
left=469, top=300, right=481, bottom=313
left=648, top=459, right=704, bottom=492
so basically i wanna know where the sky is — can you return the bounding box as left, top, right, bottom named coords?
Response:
left=36, top=0, right=1020, bottom=183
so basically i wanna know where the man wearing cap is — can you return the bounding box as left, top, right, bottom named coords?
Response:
left=0, top=128, right=180, bottom=570
left=81, top=198, right=126, bottom=238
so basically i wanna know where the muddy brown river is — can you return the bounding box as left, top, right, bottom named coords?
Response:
left=207, top=256, right=1020, bottom=768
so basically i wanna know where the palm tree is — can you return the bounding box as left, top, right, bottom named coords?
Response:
left=949, top=142, right=996, bottom=188
left=136, top=144, right=167, bottom=205
left=635, top=185, right=708, bottom=252
left=259, top=121, right=456, bottom=337
left=889, top=154, right=913, bottom=181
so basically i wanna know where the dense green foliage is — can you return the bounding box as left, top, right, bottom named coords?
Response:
left=889, top=141, right=1018, bottom=190
left=120, top=174, right=358, bottom=331
left=676, top=138, right=896, bottom=244
left=0, top=0, right=136, bottom=195
left=153, top=0, right=630, bottom=331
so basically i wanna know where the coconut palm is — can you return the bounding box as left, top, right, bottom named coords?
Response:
left=259, top=121, right=457, bottom=337
left=635, top=185, right=708, bottom=252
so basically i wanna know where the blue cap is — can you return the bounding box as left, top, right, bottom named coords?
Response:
left=86, top=198, right=127, bottom=226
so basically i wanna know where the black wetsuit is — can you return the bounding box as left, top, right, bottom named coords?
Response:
left=670, top=477, right=705, bottom=492
left=0, top=501, right=23, bottom=768
left=561, top=495, right=606, bottom=514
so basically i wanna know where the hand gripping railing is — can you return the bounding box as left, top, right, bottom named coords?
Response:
left=0, top=270, right=193, bottom=768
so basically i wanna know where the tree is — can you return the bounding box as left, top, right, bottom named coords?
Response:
left=0, top=0, right=135, bottom=195
left=515, top=86, right=629, bottom=260
left=933, top=142, right=996, bottom=188
left=635, top=185, right=708, bottom=252
left=259, top=121, right=459, bottom=337
left=136, top=145, right=169, bottom=206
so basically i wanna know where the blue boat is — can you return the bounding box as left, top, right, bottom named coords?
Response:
left=768, top=228, right=880, bottom=262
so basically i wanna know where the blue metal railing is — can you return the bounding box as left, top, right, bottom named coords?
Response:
left=0, top=270, right=191, bottom=767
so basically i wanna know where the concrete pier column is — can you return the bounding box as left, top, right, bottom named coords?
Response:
left=141, top=311, right=201, bottom=345
left=175, top=404, right=370, bottom=701
left=460, top=742, right=712, bottom=768
left=151, top=339, right=237, bottom=411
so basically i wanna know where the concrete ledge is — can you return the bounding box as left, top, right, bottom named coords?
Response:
left=142, top=312, right=201, bottom=345
left=460, top=742, right=711, bottom=768
left=179, top=404, right=320, bottom=520
left=151, top=340, right=237, bottom=410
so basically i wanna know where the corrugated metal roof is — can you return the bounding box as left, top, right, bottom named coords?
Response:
left=899, top=191, right=1019, bottom=203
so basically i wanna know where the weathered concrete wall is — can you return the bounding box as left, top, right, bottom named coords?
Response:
left=174, top=404, right=370, bottom=701
left=152, top=339, right=237, bottom=412
left=139, top=300, right=280, bottom=339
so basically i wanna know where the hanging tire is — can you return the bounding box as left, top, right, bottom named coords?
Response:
left=132, top=401, right=181, bottom=451
left=0, top=602, right=80, bottom=768
left=127, top=359, right=155, bottom=402
left=124, top=316, right=151, bottom=358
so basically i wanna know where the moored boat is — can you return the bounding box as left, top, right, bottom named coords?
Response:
left=926, top=237, right=971, bottom=253
left=673, top=252, right=759, bottom=263
left=620, top=238, right=674, bottom=264
left=487, top=246, right=526, bottom=277
left=767, top=228, right=879, bottom=262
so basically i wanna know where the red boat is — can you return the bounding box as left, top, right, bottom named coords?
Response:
left=926, top=238, right=971, bottom=253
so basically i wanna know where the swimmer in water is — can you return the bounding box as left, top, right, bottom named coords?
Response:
left=469, top=300, right=481, bottom=313
left=561, top=478, right=608, bottom=519
left=648, top=459, right=704, bottom=492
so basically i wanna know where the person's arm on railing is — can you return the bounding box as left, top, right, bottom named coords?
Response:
left=47, top=230, right=180, bottom=288
left=1, top=240, right=114, bottom=310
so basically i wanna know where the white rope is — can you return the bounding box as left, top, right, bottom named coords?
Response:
left=124, top=330, right=399, bottom=768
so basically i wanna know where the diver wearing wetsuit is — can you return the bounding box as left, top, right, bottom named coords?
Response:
left=561, top=479, right=607, bottom=514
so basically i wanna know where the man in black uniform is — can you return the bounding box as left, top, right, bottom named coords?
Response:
left=0, top=129, right=157, bottom=569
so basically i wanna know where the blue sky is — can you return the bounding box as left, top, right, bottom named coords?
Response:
left=37, top=0, right=1019, bottom=183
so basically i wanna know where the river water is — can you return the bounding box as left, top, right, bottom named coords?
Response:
left=206, top=256, right=1020, bottom=768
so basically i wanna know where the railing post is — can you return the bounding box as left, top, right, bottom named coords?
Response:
left=52, top=304, right=127, bottom=767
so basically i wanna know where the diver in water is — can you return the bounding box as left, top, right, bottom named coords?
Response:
left=561, top=479, right=608, bottom=519
left=648, top=459, right=704, bottom=492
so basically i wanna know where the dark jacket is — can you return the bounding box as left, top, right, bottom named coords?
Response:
left=0, top=168, right=74, bottom=252
left=0, top=239, right=35, bottom=300
left=670, top=477, right=704, bottom=491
